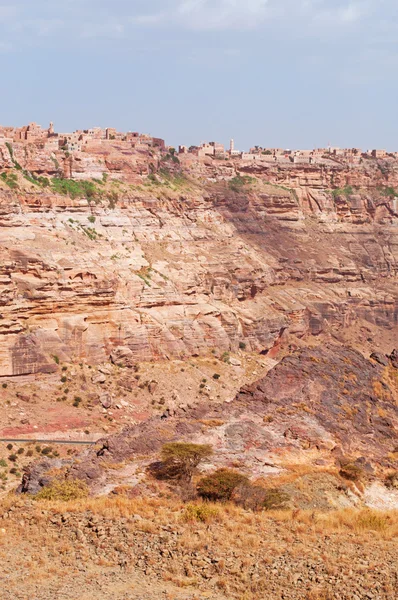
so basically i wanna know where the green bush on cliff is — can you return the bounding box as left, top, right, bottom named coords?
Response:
left=0, top=171, right=19, bottom=190
left=378, top=186, right=398, bottom=198
left=51, top=178, right=100, bottom=200
left=331, top=186, right=354, bottom=198
left=229, top=174, right=256, bottom=192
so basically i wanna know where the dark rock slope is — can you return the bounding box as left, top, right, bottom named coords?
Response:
left=19, top=345, right=398, bottom=496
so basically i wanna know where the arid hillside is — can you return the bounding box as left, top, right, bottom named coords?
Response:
left=0, top=146, right=397, bottom=474
left=0, top=143, right=398, bottom=599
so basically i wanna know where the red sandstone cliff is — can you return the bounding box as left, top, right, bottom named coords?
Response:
left=0, top=148, right=397, bottom=378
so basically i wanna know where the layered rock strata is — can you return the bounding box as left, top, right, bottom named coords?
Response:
left=0, top=153, right=397, bottom=377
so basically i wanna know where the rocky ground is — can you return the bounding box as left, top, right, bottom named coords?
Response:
left=1, top=497, right=397, bottom=600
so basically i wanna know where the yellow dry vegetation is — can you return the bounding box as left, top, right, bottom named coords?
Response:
left=2, top=494, right=397, bottom=541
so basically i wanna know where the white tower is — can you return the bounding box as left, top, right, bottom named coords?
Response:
left=230, top=138, right=235, bottom=153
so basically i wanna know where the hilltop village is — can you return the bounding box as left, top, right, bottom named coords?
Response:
left=0, top=121, right=396, bottom=170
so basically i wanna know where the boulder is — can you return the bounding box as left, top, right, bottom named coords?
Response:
left=148, top=380, right=158, bottom=394
left=370, top=352, right=389, bottom=366
left=99, top=393, right=112, bottom=409
left=110, top=346, right=135, bottom=369
left=230, top=357, right=242, bottom=367
left=389, top=349, right=398, bottom=369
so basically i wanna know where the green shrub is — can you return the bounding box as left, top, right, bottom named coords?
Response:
left=182, top=503, right=220, bottom=523
left=17, top=448, right=24, bottom=455
left=60, top=376, right=67, bottom=383
left=213, top=373, right=221, bottom=380
left=88, top=215, right=96, bottom=223
left=239, top=342, right=246, bottom=350
left=262, top=488, right=291, bottom=510
left=197, top=469, right=249, bottom=502
left=2, top=383, right=8, bottom=389
left=221, top=352, right=230, bottom=363
left=8, top=454, right=17, bottom=463
left=41, top=446, right=53, bottom=456
left=35, top=479, right=89, bottom=501
left=6, top=444, right=13, bottom=450
left=0, top=459, right=7, bottom=468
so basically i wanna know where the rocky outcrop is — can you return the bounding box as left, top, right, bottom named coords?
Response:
left=19, top=345, right=398, bottom=498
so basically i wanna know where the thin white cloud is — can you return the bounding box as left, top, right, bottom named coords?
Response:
left=311, top=1, right=368, bottom=25
left=80, top=21, right=125, bottom=39
left=129, top=13, right=165, bottom=25
left=0, top=0, right=395, bottom=44
left=175, top=0, right=269, bottom=30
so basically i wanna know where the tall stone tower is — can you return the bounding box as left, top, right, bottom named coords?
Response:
left=48, top=122, right=54, bottom=135
left=230, top=139, right=235, bottom=153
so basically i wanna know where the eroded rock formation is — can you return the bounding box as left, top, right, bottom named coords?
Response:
left=0, top=149, right=397, bottom=378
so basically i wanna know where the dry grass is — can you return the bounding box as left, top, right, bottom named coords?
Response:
left=2, top=494, right=396, bottom=543
left=254, top=463, right=340, bottom=489
left=372, top=379, right=391, bottom=401
left=197, top=419, right=225, bottom=428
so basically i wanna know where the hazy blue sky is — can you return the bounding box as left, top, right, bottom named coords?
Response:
left=1, top=1, right=397, bottom=150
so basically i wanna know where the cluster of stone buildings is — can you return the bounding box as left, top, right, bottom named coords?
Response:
left=1, top=122, right=396, bottom=167
left=244, top=146, right=397, bottom=165
left=179, top=139, right=241, bottom=159
left=178, top=139, right=397, bottom=165
left=0, top=122, right=165, bottom=154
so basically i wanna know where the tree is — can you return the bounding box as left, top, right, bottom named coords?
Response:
left=158, top=442, right=213, bottom=481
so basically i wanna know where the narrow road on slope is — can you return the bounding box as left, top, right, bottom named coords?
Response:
left=0, top=438, right=97, bottom=445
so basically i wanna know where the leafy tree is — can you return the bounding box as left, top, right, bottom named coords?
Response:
left=156, top=442, right=213, bottom=481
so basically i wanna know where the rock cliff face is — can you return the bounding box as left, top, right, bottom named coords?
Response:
left=0, top=149, right=397, bottom=378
